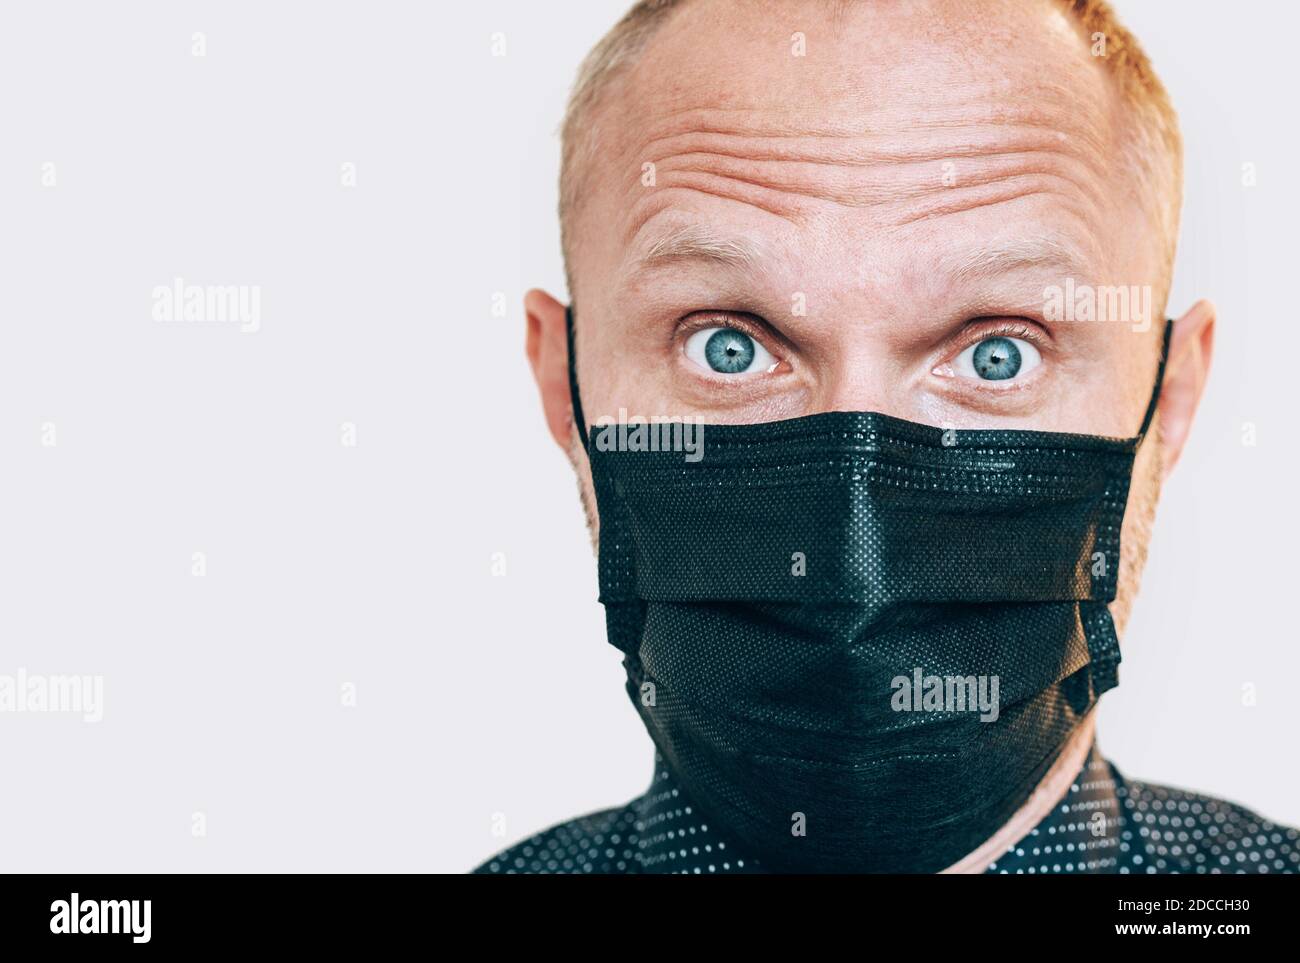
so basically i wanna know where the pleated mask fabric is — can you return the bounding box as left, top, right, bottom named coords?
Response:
left=567, top=306, right=1172, bottom=873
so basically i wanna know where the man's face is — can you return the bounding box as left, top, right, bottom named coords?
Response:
left=554, top=0, right=1186, bottom=635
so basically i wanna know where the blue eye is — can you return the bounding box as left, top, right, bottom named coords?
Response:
left=954, top=336, right=1041, bottom=382
left=685, top=326, right=776, bottom=375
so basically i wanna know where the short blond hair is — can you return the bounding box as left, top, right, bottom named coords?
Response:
left=557, top=0, right=1183, bottom=300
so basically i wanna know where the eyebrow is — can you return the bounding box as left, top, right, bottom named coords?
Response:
left=946, top=236, right=1093, bottom=286
left=620, top=221, right=1092, bottom=292
left=624, top=222, right=769, bottom=276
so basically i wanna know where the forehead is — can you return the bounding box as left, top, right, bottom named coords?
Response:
left=632, top=0, right=1109, bottom=114
left=575, top=0, right=1143, bottom=307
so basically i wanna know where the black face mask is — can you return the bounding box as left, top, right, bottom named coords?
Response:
left=567, top=306, right=1172, bottom=874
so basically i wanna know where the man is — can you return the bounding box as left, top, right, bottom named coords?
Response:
left=474, top=0, right=1298, bottom=873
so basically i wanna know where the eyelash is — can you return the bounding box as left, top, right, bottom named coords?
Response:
left=953, top=319, right=1047, bottom=354
left=679, top=312, right=774, bottom=345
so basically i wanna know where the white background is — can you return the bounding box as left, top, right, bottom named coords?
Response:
left=0, top=1, right=1294, bottom=873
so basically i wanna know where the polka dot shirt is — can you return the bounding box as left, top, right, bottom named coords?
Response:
left=472, top=740, right=1300, bottom=874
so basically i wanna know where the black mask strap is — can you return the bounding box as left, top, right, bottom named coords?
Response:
left=568, top=304, right=1173, bottom=448
left=1135, top=317, right=1174, bottom=445
left=566, top=303, right=588, bottom=451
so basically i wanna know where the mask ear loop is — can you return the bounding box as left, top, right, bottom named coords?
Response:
left=566, top=303, right=589, bottom=454
left=1134, top=317, right=1174, bottom=445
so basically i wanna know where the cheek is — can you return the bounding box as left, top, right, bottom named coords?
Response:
left=585, top=385, right=672, bottom=428
left=1111, top=424, right=1164, bottom=638
left=562, top=425, right=601, bottom=555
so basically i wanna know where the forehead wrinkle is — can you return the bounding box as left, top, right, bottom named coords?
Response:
left=887, top=179, right=1096, bottom=229
left=661, top=147, right=1106, bottom=217
left=634, top=81, right=1117, bottom=159
left=623, top=107, right=1115, bottom=226
left=646, top=130, right=1107, bottom=172
left=632, top=160, right=1104, bottom=236
left=621, top=177, right=807, bottom=248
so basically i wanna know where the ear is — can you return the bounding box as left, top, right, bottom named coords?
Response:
left=524, top=288, right=575, bottom=451
left=1157, top=299, right=1215, bottom=480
